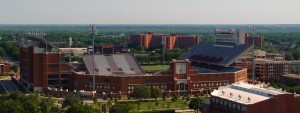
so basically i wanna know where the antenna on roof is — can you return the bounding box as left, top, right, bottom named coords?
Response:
left=252, top=25, right=256, bottom=35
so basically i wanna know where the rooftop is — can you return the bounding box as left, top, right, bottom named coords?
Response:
left=180, top=42, right=252, bottom=66
left=191, top=66, right=243, bottom=73
left=82, top=54, right=145, bottom=75
left=211, top=82, right=287, bottom=105
left=283, top=74, right=300, bottom=79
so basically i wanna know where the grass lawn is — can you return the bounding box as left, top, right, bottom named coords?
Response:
left=141, top=65, right=170, bottom=71
left=84, top=96, right=210, bottom=112
left=130, top=99, right=189, bottom=112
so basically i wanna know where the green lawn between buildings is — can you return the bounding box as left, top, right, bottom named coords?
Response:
left=91, top=96, right=210, bottom=113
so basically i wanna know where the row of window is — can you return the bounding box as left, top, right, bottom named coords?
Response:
left=128, top=84, right=168, bottom=92
left=85, top=83, right=115, bottom=91
left=193, top=81, right=229, bottom=89
left=212, top=97, right=246, bottom=111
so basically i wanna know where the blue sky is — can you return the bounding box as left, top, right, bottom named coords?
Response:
left=0, top=0, right=300, bottom=24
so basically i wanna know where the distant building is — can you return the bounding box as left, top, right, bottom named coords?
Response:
left=92, top=45, right=129, bottom=54
left=201, top=82, right=300, bottom=113
left=255, top=58, right=290, bottom=81
left=0, top=62, right=11, bottom=74
left=234, top=49, right=290, bottom=82
left=129, top=32, right=200, bottom=50
left=213, top=28, right=245, bottom=46
left=244, top=33, right=263, bottom=47
left=59, top=48, right=87, bottom=56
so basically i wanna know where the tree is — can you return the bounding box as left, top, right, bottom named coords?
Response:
left=171, top=95, right=178, bottom=102
left=189, top=98, right=204, bottom=113
left=62, top=95, right=82, bottom=108
left=0, top=47, right=7, bottom=57
left=131, top=85, right=151, bottom=101
left=40, top=98, right=55, bottom=113
left=66, top=104, right=99, bottom=113
left=151, top=87, right=162, bottom=100
left=11, top=65, right=18, bottom=72
left=285, top=53, right=295, bottom=61
left=0, top=99, right=23, bottom=113
left=293, top=51, right=300, bottom=60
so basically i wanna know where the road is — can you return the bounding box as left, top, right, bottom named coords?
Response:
left=0, top=76, right=18, bottom=92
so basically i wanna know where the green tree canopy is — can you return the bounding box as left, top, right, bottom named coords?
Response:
left=11, top=64, right=18, bottom=72
left=151, top=87, right=162, bottom=100
left=66, top=104, right=99, bottom=113
left=109, top=104, right=134, bottom=113
left=189, top=98, right=204, bottom=113
left=62, top=94, right=82, bottom=108
left=131, top=85, right=151, bottom=101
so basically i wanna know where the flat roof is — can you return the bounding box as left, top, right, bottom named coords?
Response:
left=211, top=82, right=286, bottom=105
left=283, top=74, right=300, bottom=79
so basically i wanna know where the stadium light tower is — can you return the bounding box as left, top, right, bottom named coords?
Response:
left=91, top=24, right=97, bottom=91
left=251, top=25, right=256, bottom=82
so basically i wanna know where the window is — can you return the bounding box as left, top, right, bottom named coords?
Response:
left=242, top=106, right=247, bottom=111
left=61, top=74, right=69, bottom=78
left=220, top=99, right=223, bottom=105
left=224, top=100, right=227, bottom=106
left=233, top=103, right=236, bottom=109
left=48, top=64, right=58, bottom=67
left=177, top=83, right=187, bottom=91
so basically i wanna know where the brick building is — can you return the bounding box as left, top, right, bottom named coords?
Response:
left=201, top=82, right=300, bottom=113
left=20, top=33, right=74, bottom=92
left=71, top=58, right=247, bottom=95
left=234, top=50, right=290, bottom=82
left=254, top=59, right=290, bottom=82
left=129, top=32, right=200, bottom=50
left=0, top=62, right=11, bottom=74
left=244, top=34, right=263, bottom=47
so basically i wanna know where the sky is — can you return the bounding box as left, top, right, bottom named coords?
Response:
left=0, top=0, right=300, bottom=24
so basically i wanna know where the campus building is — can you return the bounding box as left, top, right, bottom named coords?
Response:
left=70, top=57, right=247, bottom=95
left=129, top=32, right=200, bottom=50
left=244, top=34, right=263, bottom=47
left=20, top=32, right=250, bottom=95
left=234, top=49, right=290, bottom=82
left=201, top=82, right=300, bottom=113
left=20, top=33, right=74, bottom=92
